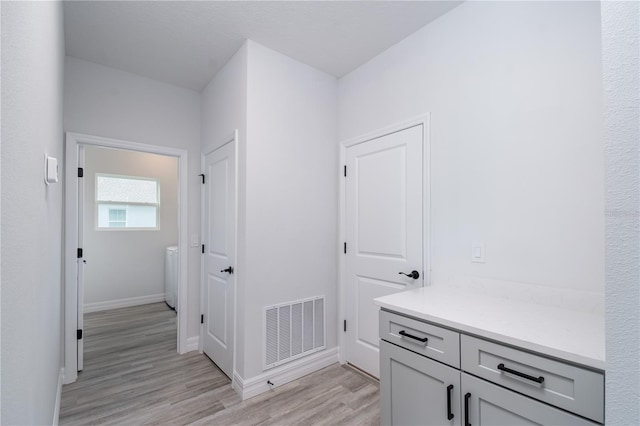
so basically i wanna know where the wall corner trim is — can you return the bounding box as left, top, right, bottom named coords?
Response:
left=53, top=367, right=64, bottom=426
left=233, top=347, right=339, bottom=401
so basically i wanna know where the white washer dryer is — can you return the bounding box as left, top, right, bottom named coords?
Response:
left=165, top=246, right=178, bottom=310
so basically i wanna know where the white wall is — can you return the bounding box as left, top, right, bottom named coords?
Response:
left=202, top=41, right=338, bottom=380
left=64, top=57, right=202, bottom=338
left=242, top=41, right=338, bottom=379
left=83, top=146, right=178, bottom=307
left=339, top=1, right=605, bottom=294
left=1, top=1, right=65, bottom=424
left=602, top=1, right=640, bottom=423
left=201, top=43, right=248, bottom=153
left=200, top=42, right=249, bottom=376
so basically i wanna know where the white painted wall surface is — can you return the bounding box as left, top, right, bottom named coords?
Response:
left=83, top=146, right=178, bottom=306
left=64, top=57, right=202, bottom=338
left=339, top=1, right=605, bottom=294
left=1, top=1, right=65, bottom=424
left=200, top=42, right=248, bottom=376
left=601, top=1, right=640, bottom=423
left=201, top=43, right=248, bottom=153
left=242, top=41, right=338, bottom=379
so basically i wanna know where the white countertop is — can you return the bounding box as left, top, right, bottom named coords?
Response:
left=374, top=284, right=605, bottom=371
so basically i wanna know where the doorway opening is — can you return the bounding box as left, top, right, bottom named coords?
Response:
left=81, top=146, right=178, bottom=371
left=64, top=132, right=189, bottom=384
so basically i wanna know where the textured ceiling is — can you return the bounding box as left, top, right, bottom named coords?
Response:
left=64, top=1, right=462, bottom=91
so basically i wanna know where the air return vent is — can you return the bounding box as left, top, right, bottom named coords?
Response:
left=264, top=296, right=325, bottom=370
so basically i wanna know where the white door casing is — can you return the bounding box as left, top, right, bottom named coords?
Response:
left=64, top=132, right=189, bottom=384
left=202, top=139, right=236, bottom=379
left=343, top=121, right=427, bottom=378
left=77, top=145, right=85, bottom=371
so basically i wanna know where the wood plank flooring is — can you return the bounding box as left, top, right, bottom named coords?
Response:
left=60, top=303, right=380, bottom=425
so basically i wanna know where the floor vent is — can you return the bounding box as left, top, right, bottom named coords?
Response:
left=264, top=296, right=325, bottom=370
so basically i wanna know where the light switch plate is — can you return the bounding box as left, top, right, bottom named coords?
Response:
left=45, top=155, right=59, bottom=184
left=191, top=234, right=200, bottom=247
left=471, top=242, right=485, bottom=263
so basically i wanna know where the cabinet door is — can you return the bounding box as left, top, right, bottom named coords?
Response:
left=461, top=373, right=598, bottom=426
left=381, top=340, right=460, bottom=426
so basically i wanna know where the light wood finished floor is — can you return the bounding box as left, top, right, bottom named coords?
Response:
left=60, top=303, right=380, bottom=425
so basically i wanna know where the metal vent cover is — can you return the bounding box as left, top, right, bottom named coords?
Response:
left=264, top=296, right=325, bottom=370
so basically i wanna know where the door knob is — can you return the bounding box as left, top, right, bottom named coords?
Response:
left=221, top=266, right=234, bottom=274
left=399, top=270, right=420, bottom=279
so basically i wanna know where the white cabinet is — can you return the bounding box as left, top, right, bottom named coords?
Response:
left=462, top=373, right=597, bottom=425
left=380, top=310, right=604, bottom=426
left=379, top=309, right=460, bottom=368
left=380, top=340, right=460, bottom=426
left=460, top=335, right=604, bottom=422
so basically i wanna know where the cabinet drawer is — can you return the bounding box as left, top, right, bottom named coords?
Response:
left=380, top=310, right=460, bottom=368
left=461, top=335, right=604, bottom=423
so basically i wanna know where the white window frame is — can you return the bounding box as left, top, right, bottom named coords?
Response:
left=95, top=173, right=161, bottom=231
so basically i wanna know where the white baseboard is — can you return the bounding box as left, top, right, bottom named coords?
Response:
left=53, top=367, right=64, bottom=425
left=232, top=372, right=244, bottom=397
left=186, top=336, right=200, bottom=352
left=233, top=347, right=339, bottom=400
left=84, top=293, right=166, bottom=313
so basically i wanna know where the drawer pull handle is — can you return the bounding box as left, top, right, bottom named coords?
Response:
left=497, top=363, right=545, bottom=384
left=398, top=330, right=428, bottom=344
left=464, top=392, right=471, bottom=426
left=446, top=384, right=454, bottom=420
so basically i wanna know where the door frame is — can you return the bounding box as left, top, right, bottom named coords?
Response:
left=64, top=132, right=189, bottom=384
left=337, top=114, right=431, bottom=364
left=199, top=130, right=239, bottom=384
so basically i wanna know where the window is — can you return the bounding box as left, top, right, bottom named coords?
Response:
left=108, top=208, right=127, bottom=227
left=96, top=174, right=159, bottom=229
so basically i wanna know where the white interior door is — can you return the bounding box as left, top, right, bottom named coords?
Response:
left=77, top=145, right=85, bottom=372
left=345, top=124, right=424, bottom=377
left=202, top=141, right=236, bottom=379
